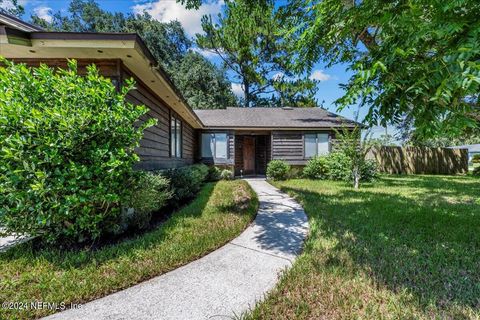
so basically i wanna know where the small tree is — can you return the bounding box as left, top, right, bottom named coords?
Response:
left=0, top=58, right=155, bottom=244
left=334, top=126, right=374, bottom=189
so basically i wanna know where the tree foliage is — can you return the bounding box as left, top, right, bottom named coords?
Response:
left=333, top=127, right=375, bottom=189
left=173, top=52, right=237, bottom=109
left=283, top=0, right=480, bottom=138
left=0, top=59, right=154, bottom=244
left=0, top=0, right=24, bottom=17
left=31, top=0, right=236, bottom=109
left=197, top=0, right=318, bottom=107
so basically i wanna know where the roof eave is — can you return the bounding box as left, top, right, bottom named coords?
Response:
left=0, top=28, right=204, bottom=128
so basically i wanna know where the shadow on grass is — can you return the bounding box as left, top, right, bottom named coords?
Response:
left=0, top=182, right=217, bottom=270
left=279, top=178, right=480, bottom=313
left=373, top=174, right=480, bottom=198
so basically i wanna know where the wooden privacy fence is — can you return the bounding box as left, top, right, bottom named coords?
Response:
left=366, top=146, right=468, bottom=175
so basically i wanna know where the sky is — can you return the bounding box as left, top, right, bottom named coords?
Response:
left=10, top=0, right=393, bottom=139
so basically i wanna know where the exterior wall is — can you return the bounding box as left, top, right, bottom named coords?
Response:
left=271, top=130, right=336, bottom=165
left=234, top=135, right=244, bottom=175
left=122, top=66, right=196, bottom=170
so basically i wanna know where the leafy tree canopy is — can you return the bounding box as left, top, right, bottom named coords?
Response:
left=0, top=0, right=24, bottom=17
left=281, top=0, right=480, bottom=138
left=173, top=51, right=237, bottom=109
left=197, top=0, right=318, bottom=108
left=30, top=0, right=236, bottom=109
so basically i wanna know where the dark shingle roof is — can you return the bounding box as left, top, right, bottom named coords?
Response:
left=194, top=107, right=359, bottom=129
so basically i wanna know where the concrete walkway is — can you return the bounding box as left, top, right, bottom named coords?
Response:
left=0, top=228, right=32, bottom=252
left=44, top=178, right=309, bottom=320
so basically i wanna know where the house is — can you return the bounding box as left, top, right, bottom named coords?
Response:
left=0, top=12, right=358, bottom=176
left=449, top=144, right=480, bottom=164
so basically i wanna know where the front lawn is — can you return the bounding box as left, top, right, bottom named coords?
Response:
left=0, top=180, right=258, bottom=319
left=248, top=175, right=480, bottom=319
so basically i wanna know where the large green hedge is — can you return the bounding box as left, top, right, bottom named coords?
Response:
left=0, top=58, right=155, bottom=244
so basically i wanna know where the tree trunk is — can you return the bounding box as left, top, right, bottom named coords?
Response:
left=353, top=165, right=360, bottom=189
left=243, top=80, right=250, bottom=107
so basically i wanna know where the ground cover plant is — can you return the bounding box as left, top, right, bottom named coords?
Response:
left=0, top=180, right=258, bottom=319
left=247, top=175, right=480, bottom=319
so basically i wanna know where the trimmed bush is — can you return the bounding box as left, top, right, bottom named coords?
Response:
left=220, top=169, right=234, bottom=180
left=473, top=166, right=480, bottom=176
left=207, top=166, right=222, bottom=181
left=324, top=152, right=352, bottom=181
left=119, top=172, right=172, bottom=231
left=302, top=152, right=378, bottom=182
left=0, top=59, right=154, bottom=245
left=472, top=154, right=480, bottom=164
left=360, top=159, right=378, bottom=182
left=303, top=157, right=329, bottom=179
left=267, top=160, right=291, bottom=181
left=162, top=164, right=209, bottom=207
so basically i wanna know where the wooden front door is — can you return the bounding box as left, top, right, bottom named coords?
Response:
left=243, top=136, right=255, bottom=175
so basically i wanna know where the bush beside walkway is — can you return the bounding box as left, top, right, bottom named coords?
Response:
left=0, top=180, right=258, bottom=320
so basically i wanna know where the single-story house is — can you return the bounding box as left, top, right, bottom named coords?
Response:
left=449, top=144, right=480, bottom=164
left=0, top=12, right=358, bottom=176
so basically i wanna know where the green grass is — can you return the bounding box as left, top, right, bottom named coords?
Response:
left=0, top=180, right=258, bottom=319
left=246, top=175, right=480, bottom=319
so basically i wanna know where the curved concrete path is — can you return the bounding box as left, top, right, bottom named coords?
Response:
left=44, top=178, right=309, bottom=320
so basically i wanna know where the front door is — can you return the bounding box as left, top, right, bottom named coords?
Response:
left=243, top=136, right=255, bottom=175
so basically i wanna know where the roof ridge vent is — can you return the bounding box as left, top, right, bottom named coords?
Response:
left=282, top=107, right=293, bottom=110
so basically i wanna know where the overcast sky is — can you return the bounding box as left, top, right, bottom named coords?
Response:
left=11, top=0, right=394, bottom=139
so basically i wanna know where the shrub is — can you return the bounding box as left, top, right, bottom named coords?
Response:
left=207, top=166, right=222, bottom=181
left=324, top=152, right=352, bottom=181
left=360, top=159, right=378, bottom=182
left=288, top=166, right=303, bottom=179
left=162, top=164, right=209, bottom=207
left=0, top=59, right=154, bottom=245
left=319, top=152, right=378, bottom=182
left=220, top=169, right=234, bottom=180
left=267, top=160, right=291, bottom=181
left=472, top=154, right=480, bottom=164
left=473, top=166, right=480, bottom=176
left=119, top=172, right=172, bottom=231
left=303, top=156, right=329, bottom=179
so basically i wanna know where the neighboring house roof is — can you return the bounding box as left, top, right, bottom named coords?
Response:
left=450, top=144, right=480, bottom=153
left=194, top=107, right=359, bottom=129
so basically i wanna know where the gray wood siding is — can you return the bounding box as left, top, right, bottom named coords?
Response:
left=272, top=131, right=305, bottom=164
left=272, top=130, right=334, bottom=165
left=234, top=135, right=244, bottom=175
left=123, top=67, right=195, bottom=170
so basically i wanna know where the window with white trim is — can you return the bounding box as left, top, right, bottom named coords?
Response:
left=201, top=133, right=228, bottom=159
left=304, top=133, right=329, bottom=158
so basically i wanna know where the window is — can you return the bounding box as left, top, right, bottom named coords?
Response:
left=201, top=133, right=228, bottom=159
left=170, top=114, right=182, bottom=158
left=304, top=133, right=329, bottom=158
